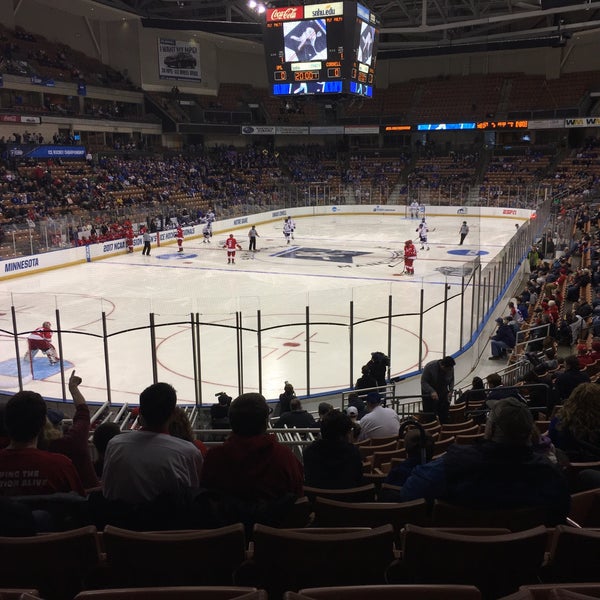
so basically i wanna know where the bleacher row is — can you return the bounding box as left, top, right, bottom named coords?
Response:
left=1, top=486, right=600, bottom=600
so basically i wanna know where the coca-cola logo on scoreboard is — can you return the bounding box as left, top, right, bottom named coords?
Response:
left=267, top=6, right=304, bottom=21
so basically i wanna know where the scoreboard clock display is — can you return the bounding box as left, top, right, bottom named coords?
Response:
left=264, top=2, right=380, bottom=97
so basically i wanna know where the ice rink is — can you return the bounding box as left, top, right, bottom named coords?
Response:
left=0, top=212, right=523, bottom=405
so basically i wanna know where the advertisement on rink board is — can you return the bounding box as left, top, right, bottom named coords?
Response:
left=0, top=205, right=535, bottom=280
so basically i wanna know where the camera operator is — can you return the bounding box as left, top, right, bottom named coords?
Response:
left=211, top=392, right=232, bottom=430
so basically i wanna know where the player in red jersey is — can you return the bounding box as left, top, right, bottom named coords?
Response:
left=404, top=239, right=417, bottom=276
left=125, top=226, right=134, bottom=253
left=176, top=225, right=184, bottom=252
left=23, top=321, right=59, bottom=365
left=223, top=234, right=242, bottom=264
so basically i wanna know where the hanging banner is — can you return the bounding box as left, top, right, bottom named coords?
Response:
left=158, top=38, right=201, bottom=82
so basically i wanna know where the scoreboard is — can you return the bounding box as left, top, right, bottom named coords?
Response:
left=263, top=2, right=380, bottom=98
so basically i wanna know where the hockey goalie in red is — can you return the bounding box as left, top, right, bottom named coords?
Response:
left=24, top=321, right=59, bottom=365
left=403, top=239, right=417, bottom=275
left=223, top=233, right=242, bottom=264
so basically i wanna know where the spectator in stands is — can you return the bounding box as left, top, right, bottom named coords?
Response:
left=168, top=406, right=208, bottom=458
left=345, top=405, right=361, bottom=440
left=40, top=370, right=99, bottom=489
left=102, top=382, right=203, bottom=504
left=384, top=428, right=435, bottom=491
left=0, top=390, right=84, bottom=496
left=455, top=376, right=486, bottom=405
left=275, top=398, right=317, bottom=430
left=274, top=381, right=296, bottom=416
left=489, top=317, right=516, bottom=360
left=554, top=354, right=590, bottom=403
left=485, top=373, right=526, bottom=408
left=420, top=356, right=455, bottom=424
left=317, top=402, right=334, bottom=421
left=357, top=392, right=401, bottom=442
left=92, top=422, right=121, bottom=478
left=354, top=363, right=378, bottom=393
left=549, top=382, right=600, bottom=462
left=303, top=410, right=363, bottom=489
left=201, top=393, right=304, bottom=501
left=400, top=397, right=570, bottom=525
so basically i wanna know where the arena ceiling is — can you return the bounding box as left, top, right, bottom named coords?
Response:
left=94, top=0, right=600, bottom=57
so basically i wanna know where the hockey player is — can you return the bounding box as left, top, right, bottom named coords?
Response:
left=223, top=233, right=242, bottom=264
left=125, top=226, right=134, bottom=253
left=24, top=321, right=59, bottom=365
left=404, top=239, right=417, bottom=275
left=416, top=218, right=430, bottom=251
left=202, top=223, right=212, bottom=243
left=283, top=219, right=293, bottom=244
left=176, top=224, right=184, bottom=252
left=288, top=217, right=296, bottom=240
left=409, top=200, right=419, bottom=219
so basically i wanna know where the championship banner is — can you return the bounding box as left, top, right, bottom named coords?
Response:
left=158, top=38, right=201, bottom=82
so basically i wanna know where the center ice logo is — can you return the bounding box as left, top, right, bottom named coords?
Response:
left=273, top=247, right=369, bottom=263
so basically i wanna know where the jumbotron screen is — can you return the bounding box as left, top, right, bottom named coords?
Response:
left=263, top=2, right=380, bottom=97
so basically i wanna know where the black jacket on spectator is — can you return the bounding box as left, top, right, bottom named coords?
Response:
left=303, top=439, right=364, bottom=489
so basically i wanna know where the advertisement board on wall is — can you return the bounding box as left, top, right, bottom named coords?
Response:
left=158, top=38, right=201, bottom=82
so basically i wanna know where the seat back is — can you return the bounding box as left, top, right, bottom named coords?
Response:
left=516, top=584, right=600, bottom=600
left=371, top=448, right=407, bottom=471
left=302, top=484, right=376, bottom=503
left=441, top=419, right=475, bottom=432
left=242, top=524, right=396, bottom=597
left=568, top=488, right=600, bottom=527
left=313, top=497, right=429, bottom=542
left=0, top=526, right=100, bottom=600
left=431, top=500, right=551, bottom=531
left=546, top=525, right=600, bottom=583
left=401, top=524, right=547, bottom=598
left=294, top=584, right=482, bottom=599
left=75, top=588, right=266, bottom=600
left=102, top=523, right=247, bottom=587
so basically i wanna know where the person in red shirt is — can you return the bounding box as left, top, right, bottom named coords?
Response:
left=223, top=233, right=242, bottom=264
left=403, top=239, right=417, bottom=276
left=201, top=393, right=304, bottom=502
left=23, top=321, right=59, bottom=365
left=0, top=390, right=84, bottom=496
left=40, top=371, right=99, bottom=490
left=176, top=225, right=184, bottom=253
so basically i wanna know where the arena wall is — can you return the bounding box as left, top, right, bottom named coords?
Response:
left=13, top=0, right=600, bottom=96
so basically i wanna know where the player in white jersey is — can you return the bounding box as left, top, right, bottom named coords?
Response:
left=416, top=218, right=430, bottom=250
left=409, top=200, right=419, bottom=219
left=202, top=223, right=212, bottom=243
left=283, top=219, right=293, bottom=244
left=288, top=217, right=296, bottom=240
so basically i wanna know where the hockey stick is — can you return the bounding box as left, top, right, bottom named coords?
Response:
left=388, top=256, right=405, bottom=268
